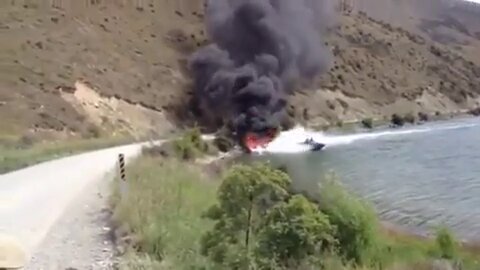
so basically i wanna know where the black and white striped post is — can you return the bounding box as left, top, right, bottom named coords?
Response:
left=118, top=153, right=128, bottom=197
left=118, top=154, right=126, bottom=180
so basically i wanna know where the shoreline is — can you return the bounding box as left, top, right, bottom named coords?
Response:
left=223, top=113, right=480, bottom=252
left=312, top=109, right=479, bottom=134
left=381, top=220, right=480, bottom=256
left=210, top=151, right=480, bottom=255
left=113, top=131, right=480, bottom=268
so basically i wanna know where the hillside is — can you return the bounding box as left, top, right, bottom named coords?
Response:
left=291, top=9, right=480, bottom=126
left=0, top=1, right=205, bottom=139
left=1, top=0, right=479, bottom=140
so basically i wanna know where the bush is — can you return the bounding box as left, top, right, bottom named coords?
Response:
left=391, top=113, right=405, bottom=127
left=182, top=127, right=208, bottom=152
left=403, top=113, right=416, bottom=124
left=213, top=135, right=235, bottom=153
left=469, top=107, right=480, bottom=116
left=173, top=137, right=197, bottom=160
left=86, top=125, right=102, bottom=138
left=361, top=118, right=373, bottom=129
left=276, top=164, right=289, bottom=175
left=435, top=227, right=458, bottom=260
left=173, top=128, right=209, bottom=160
left=318, top=177, right=382, bottom=265
left=418, top=112, right=429, bottom=122
left=256, top=195, right=337, bottom=268
left=17, top=133, right=36, bottom=149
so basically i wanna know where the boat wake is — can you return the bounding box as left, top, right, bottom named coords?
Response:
left=252, top=121, right=478, bottom=154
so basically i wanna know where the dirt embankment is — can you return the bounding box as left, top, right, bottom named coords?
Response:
left=1, top=0, right=480, bottom=140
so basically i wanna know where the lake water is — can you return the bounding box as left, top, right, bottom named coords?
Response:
left=246, top=117, right=480, bottom=241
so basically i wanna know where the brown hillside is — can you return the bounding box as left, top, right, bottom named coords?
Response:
left=0, top=1, right=204, bottom=139
left=290, top=10, right=480, bottom=126
left=1, top=0, right=479, bottom=139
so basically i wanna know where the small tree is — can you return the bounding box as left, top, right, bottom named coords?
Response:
left=256, top=195, right=337, bottom=268
left=361, top=118, right=373, bottom=129
left=200, top=163, right=291, bottom=268
left=318, top=176, right=381, bottom=265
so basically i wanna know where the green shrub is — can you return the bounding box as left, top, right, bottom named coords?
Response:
left=318, top=177, right=382, bottom=265
left=435, top=227, right=458, bottom=260
left=185, top=127, right=206, bottom=150
left=173, top=128, right=209, bottom=160
left=361, top=118, right=373, bottom=129
left=173, top=137, right=197, bottom=160
left=276, top=164, right=289, bottom=175
left=256, top=195, right=337, bottom=268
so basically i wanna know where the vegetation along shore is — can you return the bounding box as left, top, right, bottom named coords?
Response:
left=109, top=130, right=480, bottom=270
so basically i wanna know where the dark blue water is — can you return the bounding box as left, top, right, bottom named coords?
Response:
left=247, top=117, right=480, bottom=241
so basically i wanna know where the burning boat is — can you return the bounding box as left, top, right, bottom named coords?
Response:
left=241, top=128, right=326, bottom=153
left=241, top=128, right=279, bottom=153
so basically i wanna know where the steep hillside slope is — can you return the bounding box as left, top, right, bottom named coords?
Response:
left=290, top=11, right=480, bottom=126
left=350, top=0, right=480, bottom=62
left=1, top=0, right=479, bottom=140
left=287, top=0, right=480, bottom=127
left=0, top=1, right=205, bottom=139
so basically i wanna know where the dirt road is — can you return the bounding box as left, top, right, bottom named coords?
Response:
left=0, top=142, right=157, bottom=268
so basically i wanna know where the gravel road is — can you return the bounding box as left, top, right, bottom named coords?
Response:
left=0, top=141, right=159, bottom=269
left=25, top=168, right=117, bottom=270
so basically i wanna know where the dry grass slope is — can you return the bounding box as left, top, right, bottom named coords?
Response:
left=0, top=0, right=206, bottom=138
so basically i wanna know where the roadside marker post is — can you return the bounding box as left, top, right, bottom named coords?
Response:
left=118, top=154, right=126, bottom=180
left=118, top=153, right=128, bottom=198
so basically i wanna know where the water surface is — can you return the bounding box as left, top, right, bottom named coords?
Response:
left=247, top=117, right=480, bottom=241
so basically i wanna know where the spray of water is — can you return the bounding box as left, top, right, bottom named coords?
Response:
left=251, top=121, right=479, bottom=154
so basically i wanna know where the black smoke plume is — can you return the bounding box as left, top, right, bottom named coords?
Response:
left=189, top=0, right=336, bottom=139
